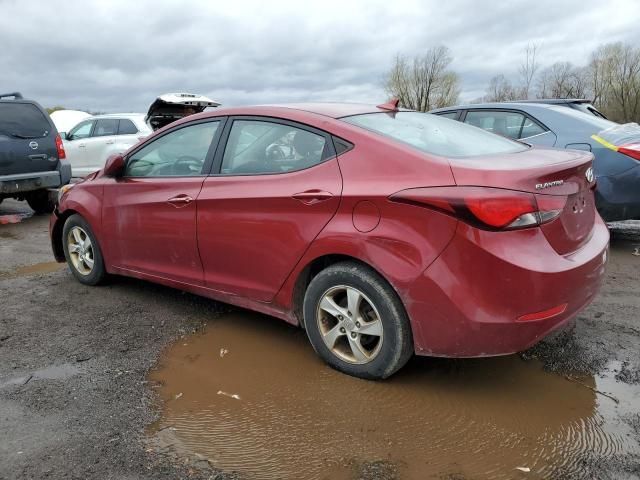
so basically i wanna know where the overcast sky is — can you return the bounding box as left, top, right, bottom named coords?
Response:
left=1, top=0, right=639, bottom=112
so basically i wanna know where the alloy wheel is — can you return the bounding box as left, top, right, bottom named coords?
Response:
left=316, top=285, right=384, bottom=364
left=66, top=226, right=94, bottom=275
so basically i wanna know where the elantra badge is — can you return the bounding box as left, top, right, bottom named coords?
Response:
left=585, top=167, right=594, bottom=183
left=536, top=180, right=564, bottom=190
left=29, top=141, right=38, bottom=150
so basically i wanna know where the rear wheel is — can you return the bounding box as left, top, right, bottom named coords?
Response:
left=303, top=262, right=413, bottom=379
left=26, top=189, right=55, bottom=214
left=62, top=214, right=106, bottom=285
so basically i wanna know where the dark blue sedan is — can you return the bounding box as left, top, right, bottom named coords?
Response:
left=430, top=102, right=640, bottom=221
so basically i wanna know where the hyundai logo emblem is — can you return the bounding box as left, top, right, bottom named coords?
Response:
left=585, top=166, right=594, bottom=183
left=29, top=141, right=38, bottom=150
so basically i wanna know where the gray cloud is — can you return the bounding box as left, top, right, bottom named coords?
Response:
left=1, top=0, right=638, bottom=112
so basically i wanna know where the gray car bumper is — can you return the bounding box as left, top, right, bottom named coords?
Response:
left=0, top=171, right=62, bottom=195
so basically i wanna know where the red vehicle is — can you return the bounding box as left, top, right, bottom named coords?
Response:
left=50, top=101, right=609, bottom=379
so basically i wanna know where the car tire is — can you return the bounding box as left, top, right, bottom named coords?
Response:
left=62, top=214, right=107, bottom=286
left=26, top=190, right=55, bottom=214
left=303, top=261, right=413, bottom=380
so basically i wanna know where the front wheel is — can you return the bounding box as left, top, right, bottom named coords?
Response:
left=303, top=262, right=413, bottom=380
left=62, top=214, right=106, bottom=285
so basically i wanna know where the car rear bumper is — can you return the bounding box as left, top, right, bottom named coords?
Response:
left=595, top=163, right=640, bottom=221
left=0, top=171, right=61, bottom=195
left=405, top=216, right=609, bottom=357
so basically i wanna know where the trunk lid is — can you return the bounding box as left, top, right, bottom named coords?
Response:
left=145, top=93, right=220, bottom=131
left=449, top=147, right=596, bottom=254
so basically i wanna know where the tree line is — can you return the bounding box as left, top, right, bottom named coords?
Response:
left=384, top=42, right=640, bottom=123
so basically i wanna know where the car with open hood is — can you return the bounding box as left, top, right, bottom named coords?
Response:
left=145, top=92, right=220, bottom=131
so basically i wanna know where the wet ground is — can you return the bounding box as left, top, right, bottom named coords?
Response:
left=1, top=198, right=640, bottom=479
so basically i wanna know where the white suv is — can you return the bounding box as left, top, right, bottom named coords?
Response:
left=62, top=114, right=151, bottom=177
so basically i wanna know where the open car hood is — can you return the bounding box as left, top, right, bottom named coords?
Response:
left=146, top=93, right=220, bottom=131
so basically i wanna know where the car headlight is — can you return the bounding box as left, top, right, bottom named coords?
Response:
left=57, top=183, right=75, bottom=204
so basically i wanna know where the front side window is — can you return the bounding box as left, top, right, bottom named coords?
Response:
left=125, top=121, right=220, bottom=177
left=68, top=120, right=94, bottom=140
left=93, top=119, right=119, bottom=137
left=221, top=120, right=328, bottom=175
left=464, top=110, right=528, bottom=139
left=344, top=112, right=526, bottom=158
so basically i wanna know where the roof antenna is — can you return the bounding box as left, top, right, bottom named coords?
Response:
left=377, top=98, right=400, bottom=111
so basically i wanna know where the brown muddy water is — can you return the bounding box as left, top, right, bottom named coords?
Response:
left=0, top=261, right=64, bottom=279
left=148, top=312, right=639, bottom=480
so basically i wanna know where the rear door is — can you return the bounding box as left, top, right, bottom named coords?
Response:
left=102, top=119, right=224, bottom=284
left=197, top=117, right=342, bottom=301
left=0, top=102, right=58, bottom=175
left=116, top=118, right=143, bottom=148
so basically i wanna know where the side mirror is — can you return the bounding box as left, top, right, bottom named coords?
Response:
left=103, top=154, right=125, bottom=177
left=59, top=132, right=68, bottom=140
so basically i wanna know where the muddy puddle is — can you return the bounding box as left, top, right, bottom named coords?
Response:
left=0, top=261, right=64, bottom=279
left=148, top=312, right=640, bottom=480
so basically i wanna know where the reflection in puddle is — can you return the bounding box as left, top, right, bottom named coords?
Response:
left=148, top=312, right=639, bottom=480
left=0, top=212, right=33, bottom=225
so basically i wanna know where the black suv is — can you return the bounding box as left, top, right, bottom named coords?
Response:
left=0, top=92, right=71, bottom=213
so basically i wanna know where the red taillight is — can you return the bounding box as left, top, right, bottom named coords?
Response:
left=618, top=143, right=640, bottom=161
left=55, top=134, right=66, bottom=160
left=390, top=186, right=566, bottom=231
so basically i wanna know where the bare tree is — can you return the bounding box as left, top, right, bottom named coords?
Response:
left=519, top=43, right=539, bottom=99
left=484, top=74, right=518, bottom=102
left=536, top=62, right=587, bottom=98
left=384, top=46, right=460, bottom=111
left=588, top=42, right=640, bottom=122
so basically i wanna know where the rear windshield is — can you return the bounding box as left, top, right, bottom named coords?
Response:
left=549, top=106, right=616, bottom=130
left=0, top=102, right=51, bottom=138
left=343, top=111, right=527, bottom=157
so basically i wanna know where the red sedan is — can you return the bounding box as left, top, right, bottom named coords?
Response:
left=50, top=101, right=609, bottom=379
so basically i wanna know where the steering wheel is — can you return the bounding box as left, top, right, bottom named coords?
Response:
left=173, top=155, right=202, bottom=175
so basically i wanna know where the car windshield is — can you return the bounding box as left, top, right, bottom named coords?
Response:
left=343, top=111, right=527, bottom=157
left=0, top=103, right=50, bottom=138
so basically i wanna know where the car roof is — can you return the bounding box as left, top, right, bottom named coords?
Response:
left=89, top=113, right=146, bottom=120
left=430, top=102, right=556, bottom=113
left=517, top=98, right=592, bottom=105
left=201, top=103, right=394, bottom=119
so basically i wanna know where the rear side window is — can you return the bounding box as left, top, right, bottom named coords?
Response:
left=343, top=112, right=526, bottom=158
left=118, top=119, right=138, bottom=135
left=0, top=103, right=50, bottom=138
left=464, top=111, right=525, bottom=139
left=93, top=119, right=119, bottom=137
left=221, top=120, right=328, bottom=175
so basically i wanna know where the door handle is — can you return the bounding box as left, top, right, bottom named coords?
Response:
left=29, top=154, right=48, bottom=160
left=105, top=140, right=115, bottom=145
left=291, top=190, right=333, bottom=205
left=167, top=194, right=194, bottom=208
left=78, top=144, right=86, bottom=148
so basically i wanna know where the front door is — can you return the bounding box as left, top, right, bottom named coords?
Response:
left=63, top=119, right=95, bottom=176
left=102, top=119, right=223, bottom=285
left=197, top=118, right=342, bottom=301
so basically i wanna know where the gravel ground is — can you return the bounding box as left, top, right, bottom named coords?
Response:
left=1, top=199, right=639, bottom=480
